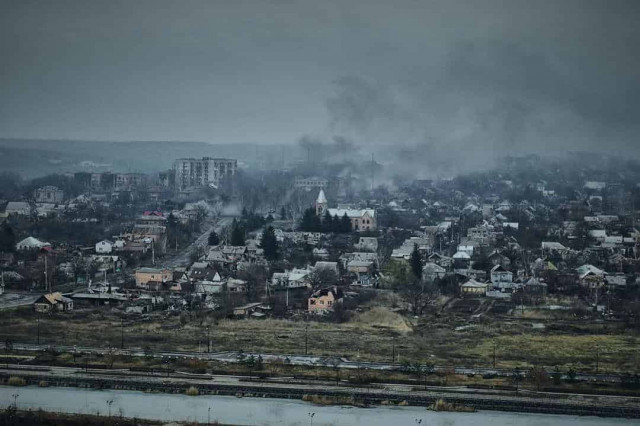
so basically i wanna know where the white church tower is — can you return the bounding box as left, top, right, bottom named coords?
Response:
left=315, top=189, right=327, bottom=216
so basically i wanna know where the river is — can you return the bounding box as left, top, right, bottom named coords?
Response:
left=1, top=386, right=638, bottom=426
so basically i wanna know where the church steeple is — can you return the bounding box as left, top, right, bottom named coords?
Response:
left=315, top=189, right=327, bottom=216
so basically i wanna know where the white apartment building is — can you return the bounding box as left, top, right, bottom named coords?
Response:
left=173, top=157, right=237, bottom=191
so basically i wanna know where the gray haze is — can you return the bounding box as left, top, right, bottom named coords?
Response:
left=1, top=0, right=639, bottom=154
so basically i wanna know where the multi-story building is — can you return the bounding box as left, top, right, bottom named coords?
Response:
left=114, top=173, right=145, bottom=190
left=294, top=176, right=328, bottom=190
left=173, top=157, right=237, bottom=191
left=34, top=186, right=64, bottom=204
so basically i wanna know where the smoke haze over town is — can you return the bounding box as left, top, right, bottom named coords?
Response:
left=3, top=3, right=640, bottom=424
left=1, top=0, right=639, bottom=161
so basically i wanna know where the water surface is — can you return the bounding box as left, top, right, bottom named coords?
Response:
left=1, top=386, right=638, bottom=426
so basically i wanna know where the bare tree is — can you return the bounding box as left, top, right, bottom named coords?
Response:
left=323, top=357, right=342, bottom=385
left=238, top=264, right=268, bottom=300
left=399, top=278, right=438, bottom=315
left=307, top=267, right=338, bottom=289
left=527, top=366, right=550, bottom=391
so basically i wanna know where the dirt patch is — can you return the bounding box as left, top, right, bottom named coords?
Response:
left=352, top=307, right=413, bottom=334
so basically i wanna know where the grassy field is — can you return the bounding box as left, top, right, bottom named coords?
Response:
left=1, top=304, right=638, bottom=373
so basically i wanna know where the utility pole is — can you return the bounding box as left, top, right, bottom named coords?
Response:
left=37, top=315, right=40, bottom=345
left=596, top=344, right=600, bottom=374
left=305, top=323, right=309, bottom=355
left=152, top=241, right=155, bottom=265
left=391, top=336, right=396, bottom=364
left=493, top=340, right=497, bottom=369
left=44, top=254, right=48, bottom=292
left=106, top=399, right=114, bottom=418
left=120, top=317, right=124, bottom=349
left=370, top=153, right=375, bottom=192
left=207, top=326, right=210, bottom=353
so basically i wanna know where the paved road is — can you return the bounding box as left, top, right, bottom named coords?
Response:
left=0, top=342, right=623, bottom=384
left=161, top=216, right=234, bottom=268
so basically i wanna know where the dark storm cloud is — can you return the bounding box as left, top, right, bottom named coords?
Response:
left=0, top=0, right=638, bottom=154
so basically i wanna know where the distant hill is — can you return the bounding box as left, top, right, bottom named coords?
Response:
left=0, top=138, right=265, bottom=178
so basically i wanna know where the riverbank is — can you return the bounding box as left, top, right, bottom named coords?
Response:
left=0, top=408, right=169, bottom=426
left=2, top=366, right=640, bottom=418
left=2, top=386, right=639, bottom=426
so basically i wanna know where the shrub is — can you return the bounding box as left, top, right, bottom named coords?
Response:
left=185, top=386, right=199, bottom=396
left=430, top=399, right=475, bottom=412
left=38, top=381, right=49, bottom=387
left=8, top=376, right=26, bottom=386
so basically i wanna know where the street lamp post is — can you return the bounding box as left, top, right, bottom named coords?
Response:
left=37, top=315, right=40, bottom=345
left=308, top=412, right=315, bottom=426
left=106, top=399, right=114, bottom=418
left=207, top=326, right=210, bottom=353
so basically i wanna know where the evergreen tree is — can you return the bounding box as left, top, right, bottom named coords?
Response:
left=167, top=212, right=177, bottom=229
left=323, top=210, right=334, bottom=233
left=410, top=243, right=423, bottom=281
left=0, top=223, right=15, bottom=252
left=311, top=212, right=322, bottom=232
left=208, top=230, right=220, bottom=246
left=300, top=208, right=316, bottom=232
left=260, top=225, right=279, bottom=261
left=333, top=214, right=341, bottom=233
left=230, top=219, right=245, bottom=246
left=280, top=206, right=287, bottom=220
left=340, top=213, right=352, bottom=233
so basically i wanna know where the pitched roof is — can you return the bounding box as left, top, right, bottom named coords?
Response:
left=16, top=236, right=49, bottom=248
left=327, top=208, right=375, bottom=218
left=453, top=251, right=471, bottom=259
left=461, top=279, right=487, bottom=288
left=310, top=286, right=344, bottom=299
left=316, top=189, right=327, bottom=204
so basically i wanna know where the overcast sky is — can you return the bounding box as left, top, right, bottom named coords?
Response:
left=1, top=0, right=639, bottom=153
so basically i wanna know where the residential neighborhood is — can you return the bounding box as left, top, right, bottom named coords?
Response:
left=2, top=0, right=640, bottom=423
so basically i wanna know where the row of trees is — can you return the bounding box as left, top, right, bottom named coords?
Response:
left=299, top=208, right=352, bottom=233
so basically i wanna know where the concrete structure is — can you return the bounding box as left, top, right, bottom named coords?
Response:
left=326, top=208, right=376, bottom=231
left=5, top=201, right=31, bottom=216
left=34, top=186, right=64, bottom=204
left=294, top=177, right=328, bottom=190
left=95, top=240, right=114, bottom=254
left=314, top=189, right=376, bottom=231
left=173, top=157, right=237, bottom=191
left=114, top=173, right=145, bottom=190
